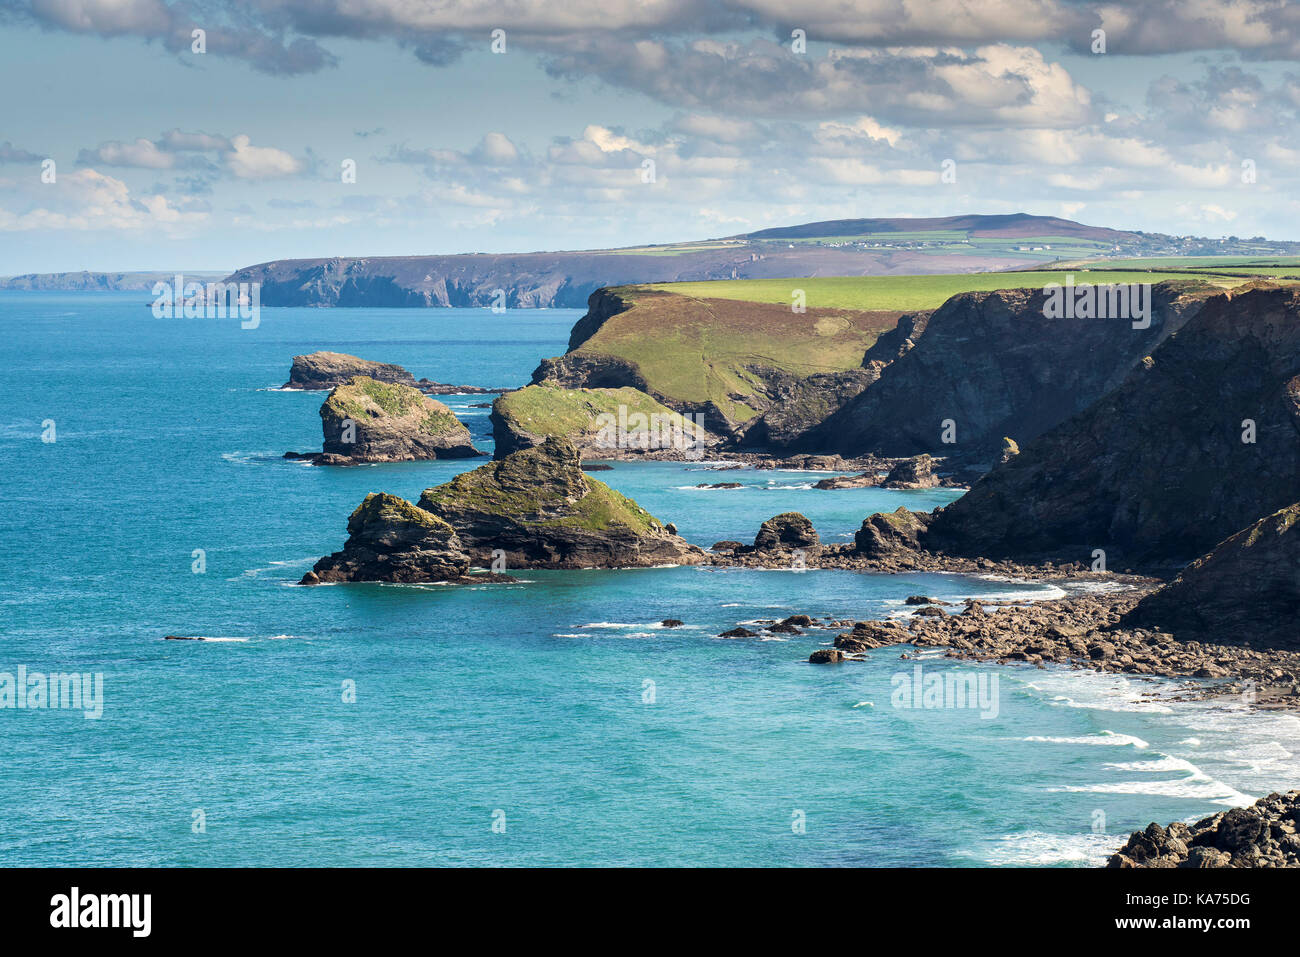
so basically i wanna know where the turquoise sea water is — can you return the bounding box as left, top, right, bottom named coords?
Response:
left=2, top=291, right=1297, bottom=867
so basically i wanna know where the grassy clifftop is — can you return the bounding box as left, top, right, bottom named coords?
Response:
left=544, top=286, right=898, bottom=425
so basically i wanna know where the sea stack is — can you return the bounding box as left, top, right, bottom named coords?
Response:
left=315, top=375, right=481, bottom=463
left=416, top=436, right=704, bottom=568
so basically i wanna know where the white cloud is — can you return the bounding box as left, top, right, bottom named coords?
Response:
left=223, top=135, right=303, bottom=179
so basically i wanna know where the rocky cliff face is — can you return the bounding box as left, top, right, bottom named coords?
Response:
left=922, top=284, right=1300, bottom=569
left=285, top=351, right=420, bottom=390
left=301, top=493, right=475, bottom=584
left=318, top=376, right=481, bottom=462
left=1123, top=503, right=1300, bottom=648
left=416, top=436, right=704, bottom=568
left=804, top=281, right=1214, bottom=459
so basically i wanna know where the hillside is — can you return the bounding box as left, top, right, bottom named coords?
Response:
left=530, top=270, right=1250, bottom=439
left=218, top=214, right=1295, bottom=309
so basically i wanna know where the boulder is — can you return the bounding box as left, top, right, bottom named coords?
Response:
left=754, top=512, right=819, bottom=551
left=853, top=507, right=932, bottom=559
left=809, top=649, right=845, bottom=664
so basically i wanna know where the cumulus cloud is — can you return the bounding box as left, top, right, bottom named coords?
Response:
left=223, top=134, right=302, bottom=179
left=542, top=39, right=1094, bottom=127
left=0, top=167, right=207, bottom=231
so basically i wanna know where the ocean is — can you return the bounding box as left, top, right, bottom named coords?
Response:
left=2, top=291, right=1296, bottom=866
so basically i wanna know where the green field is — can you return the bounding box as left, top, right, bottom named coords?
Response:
left=644, top=270, right=1232, bottom=312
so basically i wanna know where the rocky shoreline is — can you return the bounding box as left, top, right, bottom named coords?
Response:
left=1108, top=791, right=1300, bottom=868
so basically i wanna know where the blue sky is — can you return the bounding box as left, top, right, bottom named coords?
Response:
left=2, top=1, right=1299, bottom=272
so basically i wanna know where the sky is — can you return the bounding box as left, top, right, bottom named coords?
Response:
left=1, top=0, right=1299, bottom=273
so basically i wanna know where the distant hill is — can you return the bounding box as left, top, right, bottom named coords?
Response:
left=0, top=270, right=226, bottom=292
left=738, top=213, right=1135, bottom=242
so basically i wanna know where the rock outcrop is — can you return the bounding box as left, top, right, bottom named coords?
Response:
left=803, top=281, right=1215, bottom=458
left=853, top=507, right=933, bottom=560
left=284, top=350, right=496, bottom=394
left=490, top=383, right=714, bottom=459
left=301, top=493, right=484, bottom=584
left=415, top=437, right=704, bottom=568
left=1123, top=502, right=1300, bottom=649
left=881, top=454, right=939, bottom=489
left=923, top=284, right=1300, bottom=569
left=284, top=351, right=420, bottom=390
left=753, top=512, right=820, bottom=551
left=1108, top=791, right=1300, bottom=868
left=315, top=376, right=481, bottom=463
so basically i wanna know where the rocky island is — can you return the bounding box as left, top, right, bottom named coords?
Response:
left=284, top=350, right=500, bottom=394
left=288, top=375, right=482, bottom=464
left=416, top=437, right=704, bottom=568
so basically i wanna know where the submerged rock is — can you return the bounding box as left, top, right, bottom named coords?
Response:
left=316, top=375, right=481, bottom=463
left=416, top=436, right=704, bottom=569
left=302, top=493, right=493, bottom=584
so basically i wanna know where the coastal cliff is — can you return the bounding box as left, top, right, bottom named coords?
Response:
left=921, top=284, right=1300, bottom=569
left=803, top=280, right=1215, bottom=459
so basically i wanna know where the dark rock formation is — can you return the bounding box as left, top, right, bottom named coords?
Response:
left=804, top=281, right=1215, bottom=458
left=754, top=512, right=820, bottom=551
left=284, top=351, right=420, bottom=390
left=813, top=471, right=883, bottom=490
left=1108, top=791, right=1300, bottom=868
left=314, top=376, right=481, bottom=463
left=661, top=619, right=685, bottom=628
left=882, top=454, right=939, bottom=489
left=1123, top=502, right=1300, bottom=649
left=809, top=649, right=845, bottom=663
left=735, top=368, right=878, bottom=451
left=853, top=507, right=933, bottom=560
left=720, top=627, right=758, bottom=638
left=923, top=284, right=1300, bottom=569
left=302, top=493, right=488, bottom=584
left=415, top=436, right=704, bottom=568
left=284, top=351, right=498, bottom=394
